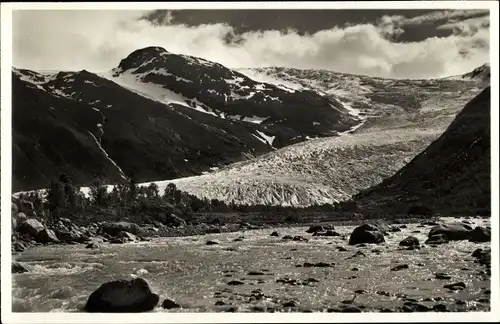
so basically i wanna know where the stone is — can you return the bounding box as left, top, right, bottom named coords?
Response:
left=432, top=304, right=448, bottom=312
left=100, top=221, right=140, bottom=236
left=348, top=224, right=385, bottom=245
left=425, top=234, right=449, bottom=245
left=36, top=228, right=60, bottom=244
left=444, top=282, right=466, bottom=290
left=12, top=261, right=29, bottom=273
left=83, top=278, right=159, bottom=312
left=399, top=236, right=420, bottom=247
left=347, top=250, right=366, bottom=259
left=306, top=225, right=325, bottom=233
left=292, top=236, right=308, bottom=242
left=161, top=299, right=181, bottom=309
left=468, top=226, right=491, bottom=243
left=391, top=264, right=409, bottom=271
left=17, top=218, right=45, bottom=238
left=428, top=223, right=472, bottom=241
left=86, top=243, right=100, bottom=249
left=117, top=231, right=137, bottom=242
left=435, top=273, right=451, bottom=280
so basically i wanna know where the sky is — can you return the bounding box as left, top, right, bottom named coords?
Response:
left=12, top=8, right=490, bottom=79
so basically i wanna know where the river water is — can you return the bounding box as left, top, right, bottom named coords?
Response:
left=11, top=217, right=491, bottom=312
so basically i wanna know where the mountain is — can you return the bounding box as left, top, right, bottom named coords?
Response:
left=12, top=47, right=357, bottom=191
left=140, top=67, right=487, bottom=207
left=460, top=63, right=490, bottom=82
left=352, top=87, right=491, bottom=216
left=443, top=63, right=491, bottom=83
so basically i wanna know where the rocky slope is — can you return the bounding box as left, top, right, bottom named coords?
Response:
left=145, top=66, right=487, bottom=207
left=443, top=63, right=490, bottom=83
left=353, top=86, right=491, bottom=215
left=12, top=47, right=356, bottom=191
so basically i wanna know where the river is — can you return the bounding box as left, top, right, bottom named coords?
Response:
left=11, top=217, right=491, bottom=312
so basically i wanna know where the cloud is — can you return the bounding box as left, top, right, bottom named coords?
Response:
left=380, top=9, right=489, bottom=26
left=12, top=9, right=490, bottom=79
left=437, top=16, right=490, bottom=36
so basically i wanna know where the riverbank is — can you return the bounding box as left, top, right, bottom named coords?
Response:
left=11, top=209, right=487, bottom=255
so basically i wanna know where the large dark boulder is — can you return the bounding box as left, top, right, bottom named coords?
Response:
left=428, top=223, right=472, bottom=241
left=84, top=278, right=159, bottom=312
left=306, top=225, right=324, bottom=234
left=55, top=228, right=87, bottom=243
left=100, top=222, right=140, bottom=236
left=17, top=218, right=45, bottom=238
left=12, top=261, right=29, bottom=273
left=472, top=248, right=491, bottom=267
left=468, top=226, right=491, bottom=243
left=399, top=236, right=420, bottom=247
left=348, top=224, right=385, bottom=245
left=36, top=228, right=60, bottom=243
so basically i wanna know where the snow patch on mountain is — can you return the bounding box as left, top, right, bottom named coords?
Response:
left=13, top=68, right=58, bottom=85
left=88, top=131, right=127, bottom=180
left=102, top=70, right=191, bottom=108
left=256, top=130, right=276, bottom=146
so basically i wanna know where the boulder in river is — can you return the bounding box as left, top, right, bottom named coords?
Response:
left=36, top=228, right=60, bottom=244
left=84, top=278, right=160, bottom=312
left=17, top=218, right=45, bottom=238
left=348, top=224, right=385, bottom=245
left=100, top=221, right=140, bottom=236
left=391, top=264, right=409, bottom=271
left=117, top=231, right=137, bottom=242
left=472, top=248, right=491, bottom=267
left=399, top=236, right=420, bottom=247
left=306, top=225, right=324, bottom=233
left=270, top=231, right=280, bottom=237
left=162, top=299, right=181, bottom=309
left=468, top=226, right=491, bottom=243
left=425, top=234, right=449, bottom=245
left=292, top=235, right=309, bottom=242
left=206, top=240, right=220, bottom=245
left=86, top=243, right=100, bottom=249
left=12, top=261, right=29, bottom=273
left=313, top=230, right=341, bottom=237
left=110, top=237, right=128, bottom=244
left=428, top=223, right=472, bottom=241
left=55, top=228, right=87, bottom=243
left=389, top=226, right=402, bottom=233
left=443, top=282, right=466, bottom=290
left=12, top=241, right=26, bottom=252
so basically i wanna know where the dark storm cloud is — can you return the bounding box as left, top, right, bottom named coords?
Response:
left=141, top=9, right=489, bottom=42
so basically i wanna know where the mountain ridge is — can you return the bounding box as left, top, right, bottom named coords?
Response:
left=12, top=47, right=359, bottom=192
left=353, top=86, right=491, bottom=215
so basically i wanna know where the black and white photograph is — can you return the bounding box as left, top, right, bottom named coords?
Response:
left=1, top=1, right=498, bottom=322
